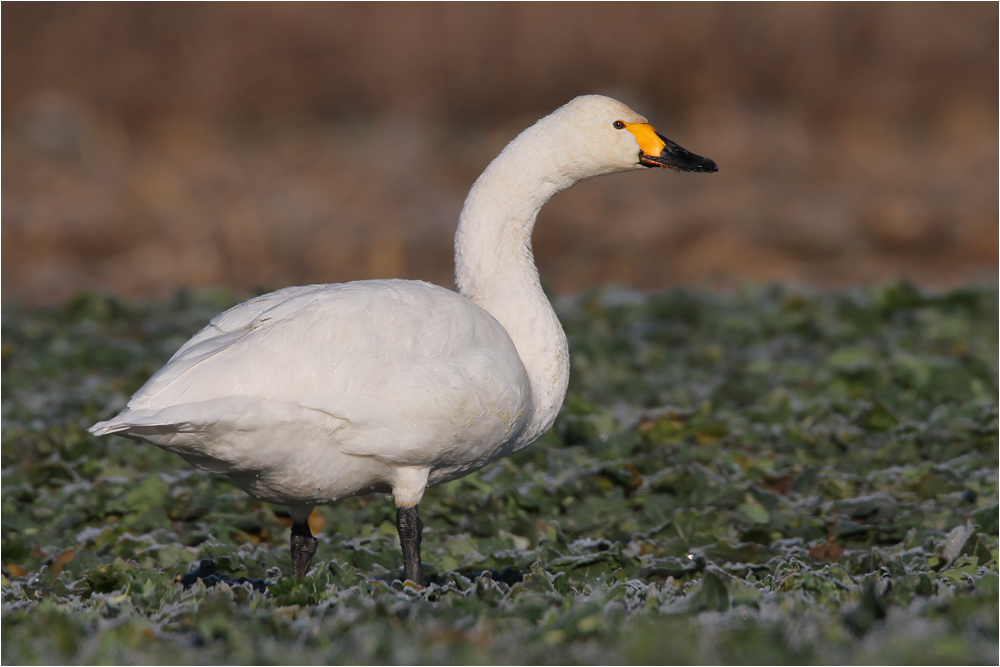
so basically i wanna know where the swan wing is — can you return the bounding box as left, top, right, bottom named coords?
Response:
left=135, top=284, right=333, bottom=398
left=93, top=280, right=532, bottom=469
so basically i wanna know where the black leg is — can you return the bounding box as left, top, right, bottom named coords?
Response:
left=396, top=504, right=424, bottom=585
left=290, top=519, right=318, bottom=578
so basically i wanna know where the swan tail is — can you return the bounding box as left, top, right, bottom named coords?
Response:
left=88, top=410, right=171, bottom=437
left=88, top=420, right=126, bottom=436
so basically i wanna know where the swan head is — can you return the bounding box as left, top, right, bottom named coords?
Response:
left=538, top=95, right=717, bottom=181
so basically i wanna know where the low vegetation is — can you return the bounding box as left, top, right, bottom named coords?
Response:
left=2, top=281, right=997, bottom=664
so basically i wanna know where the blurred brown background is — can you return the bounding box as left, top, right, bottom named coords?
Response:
left=3, top=3, right=997, bottom=304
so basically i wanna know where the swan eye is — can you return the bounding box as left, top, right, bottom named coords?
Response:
left=613, top=120, right=626, bottom=130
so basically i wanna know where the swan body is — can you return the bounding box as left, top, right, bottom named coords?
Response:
left=90, top=95, right=717, bottom=581
left=94, top=280, right=533, bottom=506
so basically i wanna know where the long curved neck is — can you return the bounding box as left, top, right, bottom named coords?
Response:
left=454, top=127, right=573, bottom=445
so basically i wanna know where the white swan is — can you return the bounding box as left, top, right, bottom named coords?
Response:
left=89, top=95, right=717, bottom=582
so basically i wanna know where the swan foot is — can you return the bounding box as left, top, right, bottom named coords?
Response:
left=290, top=520, right=318, bottom=578
left=396, top=504, right=424, bottom=585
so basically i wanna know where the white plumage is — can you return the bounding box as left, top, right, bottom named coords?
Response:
left=90, top=95, right=716, bottom=580
left=93, top=281, right=531, bottom=505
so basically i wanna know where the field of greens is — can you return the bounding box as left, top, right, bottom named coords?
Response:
left=2, top=281, right=997, bottom=664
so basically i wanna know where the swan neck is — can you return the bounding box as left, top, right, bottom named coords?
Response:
left=454, top=136, right=570, bottom=443
left=454, top=127, right=571, bottom=300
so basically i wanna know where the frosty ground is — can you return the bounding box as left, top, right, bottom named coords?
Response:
left=2, top=281, right=997, bottom=664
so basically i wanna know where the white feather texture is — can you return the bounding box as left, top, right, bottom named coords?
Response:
left=90, top=95, right=661, bottom=512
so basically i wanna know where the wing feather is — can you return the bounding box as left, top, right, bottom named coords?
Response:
left=94, top=279, right=532, bottom=470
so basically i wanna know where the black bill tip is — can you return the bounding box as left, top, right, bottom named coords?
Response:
left=641, top=134, right=718, bottom=173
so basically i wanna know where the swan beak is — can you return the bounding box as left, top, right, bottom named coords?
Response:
left=627, top=123, right=718, bottom=173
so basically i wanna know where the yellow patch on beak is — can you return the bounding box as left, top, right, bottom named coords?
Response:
left=624, top=123, right=666, bottom=157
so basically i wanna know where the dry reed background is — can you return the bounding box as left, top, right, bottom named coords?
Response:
left=2, top=3, right=997, bottom=303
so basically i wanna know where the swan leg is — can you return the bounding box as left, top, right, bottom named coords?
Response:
left=289, top=507, right=318, bottom=578
left=396, top=504, right=424, bottom=584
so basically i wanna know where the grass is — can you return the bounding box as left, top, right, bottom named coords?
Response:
left=2, top=280, right=997, bottom=664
